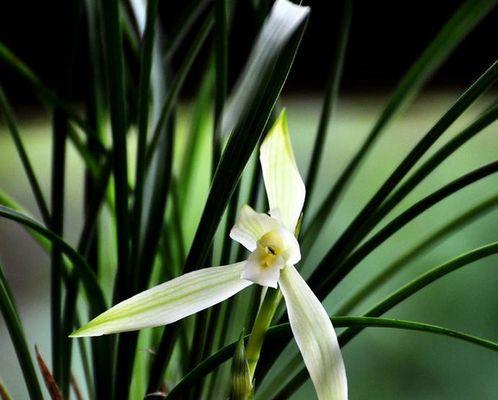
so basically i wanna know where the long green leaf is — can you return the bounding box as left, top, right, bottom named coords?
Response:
left=280, top=242, right=498, bottom=398
left=166, top=315, right=498, bottom=400
left=184, top=0, right=310, bottom=273
left=0, top=205, right=107, bottom=313
left=0, top=86, right=51, bottom=225
left=338, top=192, right=498, bottom=314
left=309, top=61, right=498, bottom=295
left=145, top=13, right=214, bottom=167
left=0, top=42, right=105, bottom=146
left=0, top=263, right=44, bottom=400
left=303, top=0, right=352, bottom=218
left=301, top=0, right=498, bottom=253
left=315, top=160, right=498, bottom=298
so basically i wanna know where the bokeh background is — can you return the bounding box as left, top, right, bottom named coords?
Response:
left=1, top=0, right=498, bottom=399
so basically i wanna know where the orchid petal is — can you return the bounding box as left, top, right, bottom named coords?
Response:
left=279, top=265, right=347, bottom=400
left=71, top=263, right=251, bottom=337
left=230, top=205, right=281, bottom=251
left=260, top=110, right=305, bottom=232
left=241, top=250, right=285, bottom=288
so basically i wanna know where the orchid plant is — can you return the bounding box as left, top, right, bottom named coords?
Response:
left=1, top=0, right=497, bottom=399
left=72, top=111, right=348, bottom=400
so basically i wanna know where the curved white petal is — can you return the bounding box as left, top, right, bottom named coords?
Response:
left=260, top=110, right=305, bottom=232
left=279, top=265, right=347, bottom=400
left=230, top=205, right=281, bottom=251
left=71, top=263, right=251, bottom=337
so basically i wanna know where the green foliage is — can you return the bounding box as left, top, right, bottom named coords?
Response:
left=0, top=0, right=497, bottom=399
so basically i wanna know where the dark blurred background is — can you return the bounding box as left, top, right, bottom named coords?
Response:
left=1, top=0, right=497, bottom=106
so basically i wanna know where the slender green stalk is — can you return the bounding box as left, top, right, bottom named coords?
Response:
left=0, top=86, right=51, bottom=225
left=278, top=242, right=498, bottom=398
left=0, top=263, right=44, bottom=400
left=245, top=288, right=282, bottom=378
left=302, top=0, right=498, bottom=253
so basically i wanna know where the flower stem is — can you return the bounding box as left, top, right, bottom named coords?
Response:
left=245, top=287, right=282, bottom=379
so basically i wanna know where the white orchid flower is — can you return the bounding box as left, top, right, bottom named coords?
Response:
left=71, top=110, right=348, bottom=400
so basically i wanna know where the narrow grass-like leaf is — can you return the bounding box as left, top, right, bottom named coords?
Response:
left=0, top=86, right=51, bottom=224
left=309, top=61, right=498, bottom=293
left=100, top=0, right=131, bottom=305
left=261, top=157, right=498, bottom=383
left=145, top=13, right=214, bottom=167
left=0, top=42, right=103, bottom=141
left=0, top=205, right=107, bottom=313
left=315, top=160, right=498, bottom=299
left=50, top=109, right=67, bottom=387
left=130, top=0, right=159, bottom=288
left=281, top=242, right=498, bottom=397
left=184, top=0, right=310, bottom=272
left=146, top=2, right=310, bottom=390
left=0, top=263, right=43, bottom=400
left=166, top=315, right=498, bottom=400
left=163, top=0, right=214, bottom=62
left=302, top=0, right=498, bottom=252
left=303, top=0, right=351, bottom=217
left=338, top=192, right=498, bottom=314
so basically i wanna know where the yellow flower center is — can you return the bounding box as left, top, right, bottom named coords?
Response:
left=256, top=231, right=284, bottom=268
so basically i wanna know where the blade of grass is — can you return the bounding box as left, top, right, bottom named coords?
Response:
left=167, top=314, right=498, bottom=400
left=0, top=86, right=51, bottom=224
left=279, top=242, right=498, bottom=398
left=338, top=192, right=498, bottom=315
left=301, top=0, right=498, bottom=254
left=0, top=263, right=44, bottom=400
